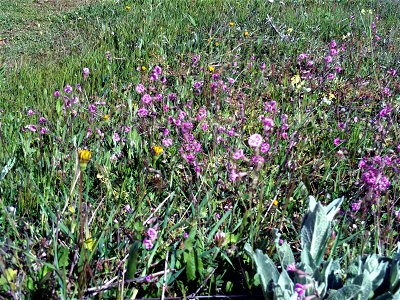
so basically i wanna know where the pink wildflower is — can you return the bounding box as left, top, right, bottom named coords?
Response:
left=248, top=134, right=263, bottom=148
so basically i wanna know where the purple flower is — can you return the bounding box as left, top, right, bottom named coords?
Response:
left=294, top=283, right=305, bottom=296
left=334, top=138, right=341, bottom=146
left=248, top=134, right=263, bottom=148
left=287, top=262, right=297, bottom=272
left=39, top=117, right=47, bottom=123
left=298, top=53, right=308, bottom=60
left=330, top=48, right=339, bottom=56
left=251, top=155, right=265, bottom=165
left=362, top=170, right=376, bottom=186
left=40, top=127, right=48, bottom=134
left=383, top=87, right=392, bottom=97
left=351, top=201, right=361, bottom=212
left=113, top=132, right=120, bottom=142
left=324, top=56, right=333, bottom=63
left=327, top=73, right=335, bottom=80
left=263, top=118, right=275, bottom=131
left=201, top=123, right=209, bottom=131
left=168, top=93, right=177, bottom=101
left=147, top=228, right=158, bottom=241
left=330, top=40, right=337, bottom=49
left=150, top=73, right=158, bottom=81
left=143, top=238, right=154, bottom=250
left=142, top=93, right=152, bottom=104
left=137, top=107, right=149, bottom=117
left=145, top=275, right=152, bottom=282
left=88, top=104, right=97, bottom=114
left=53, top=90, right=60, bottom=97
left=153, top=65, right=162, bottom=75
left=64, top=85, right=73, bottom=93
left=82, top=67, right=90, bottom=79
left=233, top=149, right=244, bottom=160
left=27, top=109, right=35, bottom=116
left=26, top=124, right=37, bottom=132
left=136, top=83, right=145, bottom=94
left=162, top=138, right=173, bottom=147
left=377, top=176, right=390, bottom=192
left=228, top=77, right=235, bottom=84
left=260, top=143, right=270, bottom=153
left=183, top=232, right=189, bottom=239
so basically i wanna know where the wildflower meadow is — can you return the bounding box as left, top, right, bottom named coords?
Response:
left=0, top=0, right=399, bottom=299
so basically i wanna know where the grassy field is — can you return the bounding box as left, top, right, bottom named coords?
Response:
left=0, top=0, right=399, bottom=299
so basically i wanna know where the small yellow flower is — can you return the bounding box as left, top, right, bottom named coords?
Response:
left=244, top=31, right=249, bottom=37
left=229, top=21, right=234, bottom=27
left=273, top=199, right=279, bottom=206
left=78, top=149, right=91, bottom=171
left=208, top=66, right=215, bottom=73
left=125, top=5, right=131, bottom=11
left=291, top=74, right=301, bottom=85
left=104, top=114, right=109, bottom=121
left=328, top=93, right=335, bottom=100
left=141, top=65, right=147, bottom=71
left=79, top=149, right=91, bottom=164
left=287, top=27, right=293, bottom=35
left=153, top=145, right=163, bottom=156
left=215, top=42, right=219, bottom=46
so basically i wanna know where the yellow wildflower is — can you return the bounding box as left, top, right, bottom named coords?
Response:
left=287, top=27, right=293, bottom=35
left=273, top=199, right=279, bottom=206
left=141, top=65, right=147, bottom=71
left=328, top=93, right=335, bottom=100
left=244, top=31, right=249, bottom=37
left=125, top=5, right=131, bottom=11
left=153, top=146, right=163, bottom=156
left=78, top=149, right=91, bottom=171
left=208, top=66, right=215, bottom=73
left=229, top=22, right=234, bottom=27
left=291, top=74, right=301, bottom=85
left=104, top=114, right=109, bottom=121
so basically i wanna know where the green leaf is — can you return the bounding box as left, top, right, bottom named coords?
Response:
left=58, top=246, right=69, bottom=268
left=126, top=241, right=141, bottom=279
left=244, top=243, right=279, bottom=297
left=326, top=284, right=361, bottom=300
left=184, top=250, right=196, bottom=281
left=301, top=196, right=343, bottom=267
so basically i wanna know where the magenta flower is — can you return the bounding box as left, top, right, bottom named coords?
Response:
left=162, top=138, right=173, bottom=147
left=330, top=40, right=337, bottom=48
left=248, top=134, right=263, bottom=148
left=135, top=83, right=145, bottom=94
left=96, top=128, right=104, bottom=138
left=351, top=201, right=361, bottom=212
left=260, top=143, right=270, bottom=153
left=233, top=149, right=244, bottom=160
left=297, top=53, right=308, bottom=60
left=330, top=48, right=339, bottom=56
left=263, top=118, right=275, bottom=131
left=64, top=85, right=73, bottom=93
left=294, top=283, right=305, bottom=296
left=137, top=107, right=149, bottom=117
left=287, top=262, right=297, bottom=272
left=113, top=132, right=120, bottom=142
left=40, top=127, right=48, bottom=134
left=142, top=93, right=152, bottom=105
left=334, top=138, right=341, bottom=146
left=324, top=56, right=333, bottom=63
left=147, top=228, right=158, bottom=241
left=251, top=155, right=265, bottom=165
left=53, top=90, right=60, bottom=97
left=153, top=65, right=162, bottom=75
left=327, top=73, right=335, bottom=80
left=201, top=123, right=209, bottom=131
left=26, top=124, right=37, bottom=132
left=143, top=238, right=153, bottom=250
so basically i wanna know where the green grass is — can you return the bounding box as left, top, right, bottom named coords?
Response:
left=0, top=0, right=399, bottom=298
